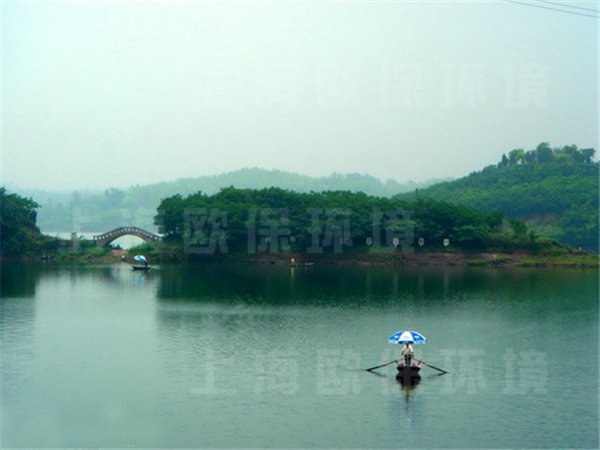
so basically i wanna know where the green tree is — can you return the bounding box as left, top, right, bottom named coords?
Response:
left=509, top=219, right=527, bottom=236
left=508, top=149, right=525, bottom=165
left=524, top=150, right=537, bottom=164
left=1, top=188, right=42, bottom=255
left=535, top=142, right=554, bottom=163
left=581, top=148, right=596, bottom=164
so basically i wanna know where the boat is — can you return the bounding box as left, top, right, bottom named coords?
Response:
left=396, top=363, right=421, bottom=385
left=132, top=254, right=150, bottom=271
left=289, top=262, right=314, bottom=267
left=366, top=330, right=447, bottom=385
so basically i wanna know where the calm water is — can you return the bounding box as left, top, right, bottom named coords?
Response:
left=1, top=261, right=598, bottom=448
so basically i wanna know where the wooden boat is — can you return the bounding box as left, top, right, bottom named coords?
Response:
left=132, top=265, right=151, bottom=271
left=396, top=363, right=421, bottom=385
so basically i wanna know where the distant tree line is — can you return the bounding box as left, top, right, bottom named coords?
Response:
left=0, top=183, right=586, bottom=258
left=155, top=187, right=570, bottom=257
left=499, top=143, right=595, bottom=167
left=33, top=169, right=445, bottom=233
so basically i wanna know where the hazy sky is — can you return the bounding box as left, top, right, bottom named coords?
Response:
left=2, top=0, right=598, bottom=191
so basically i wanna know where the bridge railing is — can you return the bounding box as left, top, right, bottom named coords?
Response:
left=92, top=227, right=162, bottom=244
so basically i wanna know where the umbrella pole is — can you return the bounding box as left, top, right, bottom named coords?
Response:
left=365, top=359, right=399, bottom=372
left=417, top=359, right=449, bottom=374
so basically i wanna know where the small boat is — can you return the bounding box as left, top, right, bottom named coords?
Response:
left=289, top=262, right=314, bottom=267
left=132, top=254, right=150, bottom=271
left=396, top=363, right=421, bottom=385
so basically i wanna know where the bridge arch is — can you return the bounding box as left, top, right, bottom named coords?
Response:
left=93, top=227, right=162, bottom=248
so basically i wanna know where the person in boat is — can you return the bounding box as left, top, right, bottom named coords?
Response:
left=401, top=342, right=414, bottom=366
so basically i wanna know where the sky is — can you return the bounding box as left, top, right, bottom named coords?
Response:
left=2, top=0, right=599, bottom=191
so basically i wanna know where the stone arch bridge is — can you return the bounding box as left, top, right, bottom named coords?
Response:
left=93, top=227, right=162, bottom=248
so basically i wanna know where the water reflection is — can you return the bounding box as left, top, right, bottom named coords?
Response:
left=396, top=369, right=422, bottom=387
left=155, top=263, right=599, bottom=313
left=1, top=261, right=598, bottom=448
left=1, top=261, right=41, bottom=298
left=1, top=263, right=40, bottom=395
left=370, top=369, right=442, bottom=447
left=5, top=261, right=597, bottom=309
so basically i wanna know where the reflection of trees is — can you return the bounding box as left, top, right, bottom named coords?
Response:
left=53, top=263, right=159, bottom=291
left=156, top=264, right=466, bottom=305
left=1, top=262, right=39, bottom=405
left=154, top=264, right=507, bottom=304
left=0, top=261, right=40, bottom=298
left=1, top=261, right=161, bottom=299
left=155, top=264, right=599, bottom=322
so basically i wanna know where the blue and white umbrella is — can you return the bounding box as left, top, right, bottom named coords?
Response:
left=388, top=330, right=427, bottom=345
left=134, top=255, right=148, bottom=262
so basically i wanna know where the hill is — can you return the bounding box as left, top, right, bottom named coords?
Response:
left=34, top=169, right=446, bottom=232
left=395, top=144, right=599, bottom=251
left=151, top=186, right=597, bottom=266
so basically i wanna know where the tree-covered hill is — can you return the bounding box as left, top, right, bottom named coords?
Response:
left=155, top=186, right=578, bottom=258
left=396, top=144, right=599, bottom=251
left=34, top=169, right=445, bottom=232
left=127, top=168, right=438, bottom=200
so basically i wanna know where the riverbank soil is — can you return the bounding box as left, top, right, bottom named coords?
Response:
left=234, top=250, right=599, bottom=268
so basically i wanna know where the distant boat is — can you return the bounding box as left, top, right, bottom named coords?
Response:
left=132, top=254, right=150, bottom=271
left=289, top=262, right=314, bottom=267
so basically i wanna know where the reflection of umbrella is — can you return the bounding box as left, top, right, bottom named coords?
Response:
left=388, top=331, right=427, bottom=344
left=134, top=255, right=148, bottom=262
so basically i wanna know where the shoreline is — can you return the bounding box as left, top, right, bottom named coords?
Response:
left=233, top=251, right=600, bottom=269
left=14, top=249, right=599, bottom=269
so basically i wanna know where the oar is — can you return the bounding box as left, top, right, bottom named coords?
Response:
left=365, top=359, right=399, bottom=372
left=417, top=359, right=449, bottom=374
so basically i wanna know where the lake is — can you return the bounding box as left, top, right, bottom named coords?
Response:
left=1, top=261, right=598, bottom=448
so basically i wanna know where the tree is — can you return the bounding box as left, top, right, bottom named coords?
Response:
left=581, top=148, right=596, bottom=164
left=1, top=188, right=42, bottom=255
left=453, top=225, right=489, bottom=249
left=104, top=188, right=125, bottom=209
left=524, top=150, right=537, bottom=164
left=509, top=149, right=525, bottom=165
left=535, top=142, right=554, bottom=163
left=509, top=219, right=527, bottom=236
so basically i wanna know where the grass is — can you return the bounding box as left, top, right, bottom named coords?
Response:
left=517, top=254, right=599, bottom=268
left=465, top=257, right=516, bottom=267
